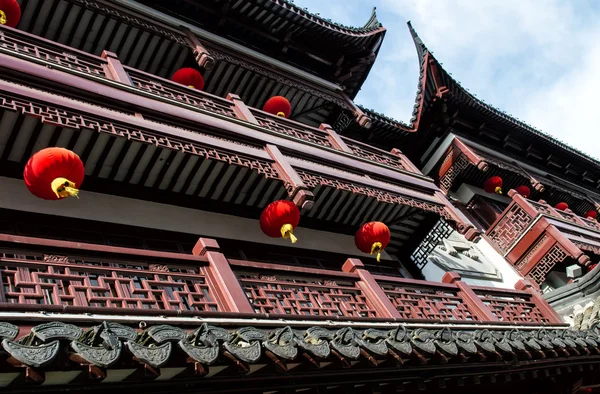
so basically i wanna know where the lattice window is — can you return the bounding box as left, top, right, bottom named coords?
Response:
left=237, top=273, right=376, bottom=317
left=526, top=244, right=569, bottom=285
left=439, top=152, right=470, bottom=193
left=487, top=204, right=534, bottom=253
left=379, top=283, right=477, bottom=321
left=475, top=290, right=551, bottom=323
left=0, top=254, right=218, bottom=312
left=410, top=219, right=454, bottom=270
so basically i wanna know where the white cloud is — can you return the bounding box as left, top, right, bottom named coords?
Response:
left=294, top=0, right=600, bottom=157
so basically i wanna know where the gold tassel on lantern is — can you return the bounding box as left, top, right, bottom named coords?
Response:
left=51, top=178, right=79, bottom=199
left=371, top=242, right=383, bottom=262
left=280, top=223, right=297, bottom=244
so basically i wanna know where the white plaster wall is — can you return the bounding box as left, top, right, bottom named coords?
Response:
left=420, top=233, right=523, bottom=289
left=0, top=176, right=392, bottom=260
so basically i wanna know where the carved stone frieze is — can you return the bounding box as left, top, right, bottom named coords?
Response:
left=427, top=231, right=502, bottom=281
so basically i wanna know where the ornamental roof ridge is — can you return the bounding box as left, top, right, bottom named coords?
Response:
left=275, top=1, right=384, bottom=34
left=405, top=22, right=600, bottom=166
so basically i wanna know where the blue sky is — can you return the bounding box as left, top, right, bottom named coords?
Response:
left=295, top=0, right=600, bottom=158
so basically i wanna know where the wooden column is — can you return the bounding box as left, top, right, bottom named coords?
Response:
left=442, top=272, right=498, bottom=322
left=514, top=279, right=564, bottom=324
left=265, top=144, right=314, bottom=209
left=193, top=238, right=254, bottom=313
left=182, top=27, right=215, bottom=71
left=319, top=123, right=352, bottom=153
left=342, top=258, right=401, bottom=318
left=101, top=51, right=132, bottom=85
left=227, top=93, right=258, bottom=124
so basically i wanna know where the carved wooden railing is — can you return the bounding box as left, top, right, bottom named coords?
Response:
left=0, top=24, right=421, bottom=178
left=486, top=190, right=598, bottom=285
left=0, top=234, right=563, bottom=324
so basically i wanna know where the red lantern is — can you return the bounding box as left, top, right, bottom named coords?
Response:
left=171, top=68, right=205, bottom=90
left=555, top=202, right=569, bottom=211
left=24, top=148, right=85, bottom=200
left=585, top=210, right=597, bottom=220
left=514, top=185, right=531, bottom=198
left=0, top=0, right=21, bottom=28
left=263, top=96, right=291, bottom=118
left=355, top=222, right=391, bottom=262
left=260, top=200, right=300, bottom=244
left=483, top=176, right=503, bottom=194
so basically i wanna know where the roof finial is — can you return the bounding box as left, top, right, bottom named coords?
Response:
left=407, top=21, right=427, bottom=59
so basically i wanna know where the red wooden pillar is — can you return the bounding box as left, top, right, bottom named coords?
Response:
left=342, top=258, right=401, bottom=319
left=514, top=279, right=564, bottom=324
left=442, top=272, right=498, bottom=322
left=193, top=238, right=254, bottom=313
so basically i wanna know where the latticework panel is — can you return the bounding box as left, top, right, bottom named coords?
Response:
left=252, top=111, right=333, bottom=148
left=439, top=151, right=470, bottom=193
left=380, top=283, right=478, bottom=321
left=238, top=273, right=376, bottom=317
left=476, top=290, right=551, bottom=323
left=515, top=234, right=550, bottom=270
left=487, top=204, right=534, bottom=253
left=410, top=219, right=454, bottom=270
left=344, top=141, right=411, bottom=172
left=0, top=29, right=107, bottom=77
left=0, top=253, right=218, bottom=312
left=128, top=70, right=239, bottom=119
left=527, top=244, right=568, bottom=285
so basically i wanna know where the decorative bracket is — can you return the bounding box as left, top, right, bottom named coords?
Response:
left=265, top=144, right=314, bottom=210
left=182, top=28, right=215, bottom=71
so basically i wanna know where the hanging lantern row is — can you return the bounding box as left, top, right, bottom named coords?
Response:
left=482, top=178, right=599, bottom=220
left=0, top=0, right=21, bottom=28
left=259, top=201, right=390, bottom=261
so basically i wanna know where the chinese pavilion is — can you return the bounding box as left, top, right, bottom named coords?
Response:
left=0, top=0, right=599, bottom=393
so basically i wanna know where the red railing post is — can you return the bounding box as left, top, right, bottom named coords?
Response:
left=342, top=258, right=401, bottom=319
left=193, top=238, right=254, bottom=313
left=101, top=51, right=132, bottom=85
left=514, top=279, right=564, bottom=324
left=226, top=93, right=259, bottom=124
left=442, top=272, right=498, bottom=322
left=319, top=123, right=352, bottom=153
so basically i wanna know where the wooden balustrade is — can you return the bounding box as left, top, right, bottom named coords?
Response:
left=0, top=233, right=565, bottom=325
left=0, top=24, right=421, bottom=179
left=486, top=189, right=596, bottom=286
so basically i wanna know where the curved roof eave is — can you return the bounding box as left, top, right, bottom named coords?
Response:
left=406, top=22, right=600, bottom=168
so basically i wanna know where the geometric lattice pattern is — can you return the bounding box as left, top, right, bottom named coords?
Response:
left=410, top=219, right=454, bottom=270
left=476, top=290, right=551, bottom=323
left=380, top=283, right=478, bottom=321
left=0, top=29, right=107, bottom=78
left=487, top=204, right=534, bottom=253
left=129, top=70, right=239, bottom=120
left=237, top=273, right=376, bottom=318
left=516, top=234, right=549, bottom=270
left=439, top=150, right=470, bottom=193
left=0, top=253, right=218, bottom=312
left=253, top=112, right=333, bottom=148
left=526, top=244, right=568, bottom=285
left=345, top=141, right=412, bottom=172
